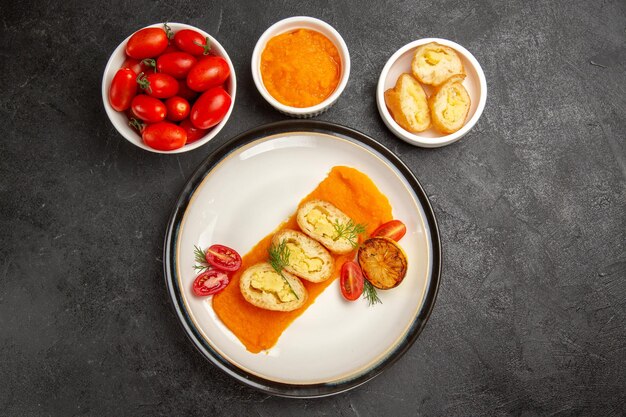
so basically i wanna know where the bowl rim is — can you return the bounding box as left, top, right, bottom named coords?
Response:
left=376, top=38, right=487, bottom=148
left=101, top=22, right=237, bottom=154
left=250, top=16, right=351, bottom=116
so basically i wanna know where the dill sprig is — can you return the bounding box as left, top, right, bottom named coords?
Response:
left=332, top=220, right=367, bottom=248
left=363, top=279, right=382, bottom=306
left=268, top=240, right=299, bottom=300
left=268, top=240, right=289, bottom=272
left=193, top=245, right=211, bottom=272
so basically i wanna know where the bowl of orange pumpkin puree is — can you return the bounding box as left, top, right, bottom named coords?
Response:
left=251, top=17, right=350, bottom=118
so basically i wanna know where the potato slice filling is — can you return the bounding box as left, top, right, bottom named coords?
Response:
left=285, top=241, right=324, bottom=274
left=250, top=270, right=297, bottom=302
left=305, top=207, right=336, bottom=238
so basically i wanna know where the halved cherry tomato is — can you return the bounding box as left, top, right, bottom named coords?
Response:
left=157, top=52, right=197, bottom=79
left=176, top=79, right=198, bottom=101
left=205, top=244, right=242, bottom=272
left=192, top=269, right=229, bottom=296
left=371, top=220, right=407, bottom=242
left=340, top=261, right=364, bottom=301
left=131, top=95, right=166, bottom=123
left=174, top=29, right=211, bottom=56
left=137, top=73, right=179, bottom=99
left=164, top=96, right=190, bottom=121
left=142, top=122, right=187, bottom=151
left=186, top=56, right=230, bottom=92
left=179, top=119, right=208, bottom=143
left=109, top=68, right=137, bottom=111
left=122, top=57, right=156, bottom=75
left=125, top=27, right=169, bottom=59
left=190, top=87, right=231, bottom=129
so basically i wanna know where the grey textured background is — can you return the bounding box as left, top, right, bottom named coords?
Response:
left=1, top=0, right=625, bottom=415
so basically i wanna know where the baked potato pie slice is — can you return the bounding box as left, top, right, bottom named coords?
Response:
left=411, top=42, right=465, bottom=87
left=384, top=73, right=431, bottom=133
left=429, top=75, right=471, bottom=134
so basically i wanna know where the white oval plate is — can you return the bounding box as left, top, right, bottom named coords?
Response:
left=164, top=121, right=441, bottom=397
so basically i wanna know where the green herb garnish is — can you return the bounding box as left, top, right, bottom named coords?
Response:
left=193, top=245, right=211, bottom=272
left=268, top=240, right=299, bottom=300
left=363, top=279, right=382, bottom=306
left=332, top=220, right=367, bottom=248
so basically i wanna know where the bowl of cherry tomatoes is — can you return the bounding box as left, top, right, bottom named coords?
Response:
left=102, top=22, right=236, bottom=153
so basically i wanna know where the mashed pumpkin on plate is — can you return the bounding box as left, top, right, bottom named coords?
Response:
left=212, top=166, right=392, bottom=353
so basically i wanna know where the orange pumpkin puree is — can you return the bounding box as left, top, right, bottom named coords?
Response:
left=260, top=29, right=341, bottom=108
left=212, top=166, right=393, bottom=353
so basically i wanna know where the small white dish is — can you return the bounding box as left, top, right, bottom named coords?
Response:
left=102, top=22, right=237, bottom=154
left=376, top=38, right=487, bottom=148
left=251, top=16, right=350, bottom=118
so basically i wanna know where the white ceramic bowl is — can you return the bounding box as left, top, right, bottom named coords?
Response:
left=376, top=38, right=487, bottom=148
left=102, top=22, right=237, bottom=154
left=251, top=16, right=350, bottom=118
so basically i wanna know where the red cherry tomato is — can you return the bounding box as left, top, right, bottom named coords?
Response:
left=164, top=96, right=190, bottom=122
left=161, top=43, right=181, bottom=55
left=205, top=244, right=242, bottom=272
left=371, top=220, right=407, bottom=242
left=109, top=68, right=137, bottom=111
left=142, top=122, right=187, bottom=151
left=340, top=261, right=364, bottom=301
left=131, top=95, right=166, bottom=123
left=122, top=57, right=156, bottom=75
left=174, top=29, right=211, bottom=56
left=125, top=27, right=169, bottom=59
left=192, top=269, right=229, bottom=296
left=176, top=79, right=198, bottom=101
left=179, top=119, right=208, bottom=143
left=157, top=52, right=197, bottom=79
left=190, top=87, right=231, bottom=129
left=137, top=73, right=179, bottom=99
left=125, top=106, right=140, bottom=121
left=186, top=56, right=230, bottom=92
